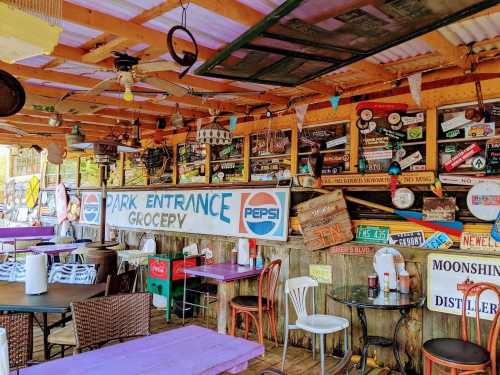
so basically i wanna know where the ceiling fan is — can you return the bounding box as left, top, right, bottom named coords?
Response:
left=84, top=52, right=190, bottom=101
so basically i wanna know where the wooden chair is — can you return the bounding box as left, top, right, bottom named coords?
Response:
left=423, top=282, right=500, bottom=375
left=47, top=270, right=138, bottom=357
left=71, top=292, right=151, bottom=353
left=258, top=350, right=352, bottom=375
left=0, top=313, right=32, bottom=371
left=230, top=259, right=281, bottom=346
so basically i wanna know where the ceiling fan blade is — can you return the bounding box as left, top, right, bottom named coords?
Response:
left=0, top=123, right=29, bottom=136
left=136, top=61, right=178, bottom=74
left=141, top=77, right=189, bottom=97
left=84, top=77, right=117, bottom=96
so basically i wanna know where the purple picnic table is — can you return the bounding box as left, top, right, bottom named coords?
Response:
left=184, top=263, right=261, bottom=334
left=19, top=325, right=264, bottom=375
left=0, top=226, right=54, bottom=243
left=29, top=243, right=78, bottom=256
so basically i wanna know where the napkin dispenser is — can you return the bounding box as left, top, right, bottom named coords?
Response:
left=25, top=253, right=48, bottom=295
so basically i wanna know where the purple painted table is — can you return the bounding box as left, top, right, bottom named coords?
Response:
left=20, top=325, right=264, bottom=375
left=0, top=226, right=54, bottom=243
left=184, top=263, right=261, bottom=334
left=29, top=243, right=78, bottom=255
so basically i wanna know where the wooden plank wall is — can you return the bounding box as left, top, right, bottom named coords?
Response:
left=75, top=224, right=494, bottom=373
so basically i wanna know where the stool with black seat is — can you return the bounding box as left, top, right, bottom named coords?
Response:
left=423, top=282, right=499, bottom=375
left=230, top=259, right=281, bottom=347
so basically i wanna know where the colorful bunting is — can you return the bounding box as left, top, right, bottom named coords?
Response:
left=408, top=72, right=422, bottom=106
left=229, top=115, right=237, bottom=132
left=294, top=103, right=308, bottom=132
left=329, top=95, right=340, bottom=111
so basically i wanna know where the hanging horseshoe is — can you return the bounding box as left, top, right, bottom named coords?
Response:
left=167, top=25, right=198, bottom=79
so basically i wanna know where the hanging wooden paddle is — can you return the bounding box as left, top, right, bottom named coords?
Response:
left=345, top=195, right=463, bottom=237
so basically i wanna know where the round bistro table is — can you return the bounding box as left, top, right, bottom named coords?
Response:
left=329, top=285, right=425, bottom=375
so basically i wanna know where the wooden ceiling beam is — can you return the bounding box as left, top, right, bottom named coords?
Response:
left=82, top=0, right=180, bottom=64
left=22, top=82, right=206, bottom=118
left=62, top=1, right=214, bottom=61
left=19, top=109, right=150, bottom=126
left=349, top=60, right=396, bottom=82
left=190, top=0, right=262, bottom=26
left=419, top=31, right=469, bottom=70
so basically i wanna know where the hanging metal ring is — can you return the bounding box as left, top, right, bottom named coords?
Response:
left=167, top=25, right=198, bottom=79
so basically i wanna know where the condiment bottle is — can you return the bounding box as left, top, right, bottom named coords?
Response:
left=256, top=249, right=263, bottom=269
left=383, top=272, right=390, bottom=293
left=230, top=249, right=238, bottom=265
left=399, top=269, right=410, bottom=294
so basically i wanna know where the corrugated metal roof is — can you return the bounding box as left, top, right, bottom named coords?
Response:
left=17, top=55, right=54, bottom=68
left=65, top=0, right=166, bottom=21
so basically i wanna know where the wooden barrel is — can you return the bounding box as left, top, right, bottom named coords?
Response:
left=85, top=247, right=117, bottom=283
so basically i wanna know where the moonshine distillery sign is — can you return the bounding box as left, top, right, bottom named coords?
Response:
left=427, top=253, right=500, bottom=320
left=81, top=188, right=290, bottom=241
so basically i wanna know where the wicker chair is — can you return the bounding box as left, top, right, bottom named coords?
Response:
left=0, top=313, right=32, bottom=371
left=71, top=293, right=152, bottom=353
left=258, top=350, right=352, bottom=375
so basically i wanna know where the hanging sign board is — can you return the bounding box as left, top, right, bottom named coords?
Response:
left=83, top=188, right=290, bottom=241
left=322, top=171, right=434, bottom=186
left=356, top=225, right=389, bottom=244
left=389, top=230, right=425, bottom=247
left=427, top=253, right=500, bottom=320
left=297, top=190, right=353, bottom=250
left=80, top=191, right=101, bottom=225
left=460, top=232, right=499, bottom=252
left=309, top=264, right=332, bottom=284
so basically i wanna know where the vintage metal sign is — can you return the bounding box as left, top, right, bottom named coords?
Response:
left=427, top=253, right=500, bottom=320
left=400, top=151, right=423, bottom=170
left=464, top=122, right=495, bottom=138
left=309, top=264, right=333, bottom=284
left=363, top=150, right=393, bottom=161
left=422, top=197, right=456, bottom=222
left=443, top=143, right=481, bottom=172
left=82, top=188, right=290, bottom=241
left=460, top=232, right=500, bottom=251
left=326, top=136, right=347, bottom=148
left=297, top=190, right=353, bottom=250
left=406, top=126, right=423, bottom=140
left=421, top=232, right=453, bottom=249
left=328, top=244, right=376, bottom=255
left=356, top=225, right=389, bottom=244
left=322, top=171, right=434, bottom=186
left=440, top=112, right=469, bottom=132
left=389, top=230, right=425, bottom=247
left=438, top=174, right=500, bottom=186
left=402, top=112, right=424, bottom=125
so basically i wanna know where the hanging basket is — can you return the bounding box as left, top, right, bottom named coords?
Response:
left=197, top=121, right=231, bottom=145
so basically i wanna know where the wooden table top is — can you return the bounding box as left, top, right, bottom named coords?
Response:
left=20, top=325, right=264, bottom=375
left=0, top=282, right=106, bottom=313
left=184, top=263, right=261, bottom=282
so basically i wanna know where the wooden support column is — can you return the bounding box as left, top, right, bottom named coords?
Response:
left=204, top=144, right=211, bottom=184
left=217, top=281, right=236, bottom=334
left=172, top=144, right=178, bottom=185
left=349, top=105, right=359, bottom=173
left=290, top=126, right=299, bottom=176
left=119, top=153, right=125, bottom=187
left=76, top=157, right=81, bottom=188
left=243, top=135, right=250, bottom=182
left=56, top=164, right=61, bottom=185
left=426, top=107, right=438, bottom=172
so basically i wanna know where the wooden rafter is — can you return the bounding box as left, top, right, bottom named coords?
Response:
left=82, top=0, right=180, bottom=64
left=419, top=31, right=469, bottom=70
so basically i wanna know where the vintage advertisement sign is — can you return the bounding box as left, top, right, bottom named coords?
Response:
left=363, top=150, right=393, bottom=161
left=460, top=232, right=500, bottom=251
left=440, top=112, right=469, bottom=132
left=427, top=253, right=500, bottom=320
left=309, top=264, right=333, bottom=284
left=356, top=225, right=389, bottom=244
left=422, top=197, right=456, bottom=222
left=322, top=171, right=435, bottom=186
left=297, top=190, right=353, bottom=250
left=421, top=232, right=453, bottom=249
left=389, top=230, right=425, bottom=247
left=438, top=174, right=500, bottom=186
left=400, top=151, right=423, bottom=170
left=406, top=126, right=423, bottom=140
left=82, top=188, right=290, bottom=241
left=328, top=245, right=376, bottom=255
left=326, top=136, right=347, bottom=148
left=443, top=143, right=481, bottom=172
left=464, top=122, right=495, bottom=138
left=80, top=191, right=101, bottom=225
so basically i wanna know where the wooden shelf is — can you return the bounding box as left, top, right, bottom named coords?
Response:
left=210, top=157, right=244, bottom=163
left=250, top=154, right=291, bottom=160
left=437, top=135, right=500, bottom=144
left=298, top=148, right=348, bottom=156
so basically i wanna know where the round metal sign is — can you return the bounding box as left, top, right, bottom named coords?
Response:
left=466, top=182, right=500, bottom=221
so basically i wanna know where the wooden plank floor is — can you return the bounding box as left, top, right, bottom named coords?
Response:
left=32, top=309, right=393, bottom=374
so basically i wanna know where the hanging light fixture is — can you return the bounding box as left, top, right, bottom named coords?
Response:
left=197, top=118, right=231, bottom=145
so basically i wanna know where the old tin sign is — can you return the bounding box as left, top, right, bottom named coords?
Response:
left=421, top=232, right=453, bottom=249
left=356, top=225, right=389, bottom=244
left=329, top=244, right=376, bottom=255
left=460, top=232, right=500, bottom=251
left=427, top=253, right=500, bottom=320
left=389, top=230, right=425, bottom=247
left=422, top=197, right=456, bottom=222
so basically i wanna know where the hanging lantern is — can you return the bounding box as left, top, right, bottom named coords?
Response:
left=197, top=119, right=231, bottom=145
left=388, top=161, right=402, bottom=199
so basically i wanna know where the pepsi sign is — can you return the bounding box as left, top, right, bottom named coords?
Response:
left=239, top=191, right=287, bottom=239
left=80, top=192, right=100, bottom=225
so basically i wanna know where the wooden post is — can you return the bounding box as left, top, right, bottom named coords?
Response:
left=205, top=144, right=211, bottom=184
left=119, top=153, right=125, bottom=187
left=243, top=135, right=250, bottom=182
left=217, top=281, right=236, bottom=334
left=56, top=164, right=61, bottom=185
left=172, top=143, right=178, bottom=185
left=426, top=107, right=438, bottom=172
left=291, top=126, right=299, bottom=176
left=349, top=105, right=359, bottom=173
left=76, top=156, right=81, bottom=188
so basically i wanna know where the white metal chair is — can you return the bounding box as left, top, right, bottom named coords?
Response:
left=0, top=261, right=25, bottom=282
left=48, top=263, right=96, bottom=284
left=117, top=238, right=156, bottom=291
left=282, top=276, right=349, bottom=375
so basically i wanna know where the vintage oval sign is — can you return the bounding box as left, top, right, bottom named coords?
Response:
left=466, top=182, right=500, bottom=221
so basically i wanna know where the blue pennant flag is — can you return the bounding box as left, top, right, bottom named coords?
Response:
left=229, top=115, right=237, bottom=132
left=329, top=95, right=340, bottom=111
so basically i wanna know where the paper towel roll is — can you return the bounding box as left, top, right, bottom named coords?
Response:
left=237, top=238, right=250, bottom=266
left=25, top=253, right=48, bottom=295
left=0, top=327, right=8, bottom=375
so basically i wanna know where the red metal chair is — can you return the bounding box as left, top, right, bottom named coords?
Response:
left=230, top=259, right=281, bottom=346
left=423, top=282, right=500, bottom=375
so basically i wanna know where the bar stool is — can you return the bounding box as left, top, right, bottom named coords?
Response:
left=230, top=259, right=281, bottom=346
